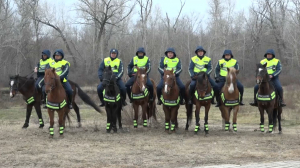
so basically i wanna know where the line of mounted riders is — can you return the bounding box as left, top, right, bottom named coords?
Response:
left=9, top=46, right=285, bottom=137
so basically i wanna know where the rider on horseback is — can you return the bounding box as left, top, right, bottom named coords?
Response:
left=250, top=49, right=286, bottom=107
left=188, top=46, right=219, bottom=105
left=34, top=49, right=53, bottom=108
left=157, top=47, right=185, bottom=105
left=98, top=48, right=127, bottom=107
left=46, top=49, right=73, bottom=109
left=214, top=50, right=245, bottom=107
left=125, top=47, right=154, bottom=103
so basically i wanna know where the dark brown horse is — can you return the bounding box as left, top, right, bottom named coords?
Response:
left=9, top=75, right=101, bottom=128
left=185, top=72, right=212, bottom=134
left=218, top=67, right=240, bottom=132
left=44, top=68, right=70, bottom=137
left=255, top=63, right=282, bottom=133
left=131, top=67, right=157, bottom=128
left=161, top=69, right=179, bottom=133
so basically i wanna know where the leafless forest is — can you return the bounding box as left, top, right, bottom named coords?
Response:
left=1, top=0, right=299, bottom=86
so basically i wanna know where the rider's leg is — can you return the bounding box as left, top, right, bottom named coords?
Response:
left=156, top=78, right=164, bottom=105
left=125, top=77, right=135, bottom=103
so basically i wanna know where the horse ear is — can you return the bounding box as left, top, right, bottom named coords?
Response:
left=227, top=67, right=230, bottom=72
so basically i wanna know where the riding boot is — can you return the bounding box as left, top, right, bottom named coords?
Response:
left=126, top=87, right=133, bottom=103
left=188, top=88, right=194, bottom=105
left=67, top=94, right=73, bottom=109
left=239, top=94, right=245, bottom=105
left=148, top=86, right=154, bottom=102
left=121, top=91, right=127, bottom=106
left=157, top=89, right=162, bottom=105
left=278, top=90, right=286, bottom=107
left=98, top=90, right=105, bottom=107
left=215, top=96, right=221, bottom=107
left=249, top=89, right=258, bottom=106
left=211, top=96, right=216, bottom=104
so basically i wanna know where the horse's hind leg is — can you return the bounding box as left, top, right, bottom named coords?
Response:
left=278, top=107, right=282, bottom=133
left=163, top=105, right=170, bottom=133
left=142, top=104, right=148, bottom=127
left=34, top=103, right=44, bottom=128
left=48, top=109, right=54, bottom=138
left=133, top=104, right=139, bottom=128
left=72, top=102, right=81, bottom=128
left=23, top=105, right=33, bottom=128
left=106, top=106, right=112, bottom=133
left=170, top=106, right=179, bottom=133
left=112, top=106, right=118, bottom=133
left=223, top=107, right=230, bottom=131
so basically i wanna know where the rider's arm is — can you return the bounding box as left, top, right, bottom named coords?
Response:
left=206, top=60, right=213, bottom=75
left=188, top=59, right=195, bottom=78
left=273, top=61, right=282, bottom=77
left=158, top=57, right=164, bottom=76
left=127, top=58, right=134, bottom=77
left=146, top=58, right=151, bottom=74
left=174, top=59, right=182, bottom=77
left=214, top=62, right=221, bottom=79
left=116, top=60, right=124, bottom=79
left=234, top=61, right=240, bottom=70
left=59, top=63, right=69, bottom=79
left=98, top=60, right=105, bottom=81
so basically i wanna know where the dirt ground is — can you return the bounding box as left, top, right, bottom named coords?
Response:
left=1, top=88, right=300, bottom=168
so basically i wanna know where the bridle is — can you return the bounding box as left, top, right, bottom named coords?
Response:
left=164, top=75, right=175, bottom=91
left=196, top=76, right=209, bottom=93
left=10, top=72, right=34, bottom=93
left=44, top=73, right=59, bottom=93
left=103, top=71, right=115, bottom=86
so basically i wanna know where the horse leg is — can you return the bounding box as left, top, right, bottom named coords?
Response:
left=133, top=104, right=139, bottom=128
left=34, top=103, right=44, bottom=128
left=204, top=103, right=211, bottom=134
left=175, top=106, right=179, bottom=129
left=112, top=105, right=118, bottom=133
left=117, top=102, right=122, bottom=129
left=185, top=103, right=193, bottom=131
left=278, top=107, right=282, bottom=133
left=163, top=105, right=170, bottom=133
left=224, top=107, right=230, bottom=131
left=232, top=106, right=239, bottom=132
left=142, top=104, right=148, bottom=127
left=170, top=106, right=178, bottom=133
left=58, top=109, right=65, bottom=137
left=23, top=104, right=33, bottom=128
left=267, top=107, right=274, bottom=133
left=48, top=109, right=54, bottom=138
left=106, top=105, right=112, bottom=133
left=72, top=102, right=81, bottom=128
left=273, top=109, right=278, bottom=132
left=194, top=103, right=201, bottom=134
left=258, top=106, right=265, bottom=132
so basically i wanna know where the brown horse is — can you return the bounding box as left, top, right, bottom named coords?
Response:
left=161, top=68, right=179, bottom=133
left=44, top=68, right=70, bottom=138
left=185, top=72, right=212, bottom=134
left=218, top=67, right=240, bottom=132
left=131, top=67, right=157, bottom=128
left=255, top=63, right=282, bottom=133
left=9, top=75, right=101, bottom=128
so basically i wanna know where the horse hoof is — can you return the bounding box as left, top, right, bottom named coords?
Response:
left=39, top=124, right=44, bottom=128
left=22, top=123, right=29, bottom=128
left=279, top=131, right=282, bottom=134
left=134, top=126, right=137, bottom=129
left=165, top=130, right=169, bottom=133
left=77, top=123, right=82, bottom=128
left=106, top=130, right=111, bottom=133
left=59, top=134, right=64, bottom=138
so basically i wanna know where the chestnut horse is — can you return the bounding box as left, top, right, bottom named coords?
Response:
left=44, top=68, right=70, bottom=138
left=218, top=67, right=240, bottom=132
left=185, top=72, right=212, bottom=134
left=255, top=63, right=282, bottom=133
left=131, top=67, right=157, bottom=128
left=161, top=68, right=179, bottom=133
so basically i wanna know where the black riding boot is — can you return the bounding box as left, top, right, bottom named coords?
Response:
left=126, top=87, right=133, bottom=103
left=121, top=91, right=127, bottom=106
left=239, top=94, right=245, bottom=105
left=68, top=94, right=73, bottom=109
left=157, top=89, right=162, bottom=105
left=148, top=86, right=154, bottom=102
left=278, top=90, right=286, bottom=107
left=188, top=88, right=194, bottom=105
left=42, top=92, right=47, bottom=109
left=249, top=89, right=258, bottom=106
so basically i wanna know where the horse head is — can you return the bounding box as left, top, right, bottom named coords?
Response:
left=256, top=63, right=268, bottom=85
left=226, top=67, right=238, bottom=94
left=163, top=68, right=176, bottom=94
left=196, top=72, right=209, bottom=99
left=102, top=65, right=116, bottom=87
left=9, top=75, right=20, bottom=98
left=135, top=66, right=148, bottom=92
left=44, top=68, right=59, bottom=94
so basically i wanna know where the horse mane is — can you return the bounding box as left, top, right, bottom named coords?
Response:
left=197, top=72, right=206, bottom=83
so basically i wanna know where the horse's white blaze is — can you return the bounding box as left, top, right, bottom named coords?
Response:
left=164, top=84, right=168, bottom=93
left=10, top=81, right=14, bottom=97
left=258, top=68, right=263, bottom=72
left=228, top=74, right=234, bottom=94
left=141, top=74, right=145, bottom=78
left=142, top=85, right=145, bottom=91
left=256, top=79, right=260, bottom=84
left=166, top=75, right=169, bottom=78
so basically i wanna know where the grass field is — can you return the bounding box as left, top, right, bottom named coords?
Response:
left=0, top=87, right=300, bottom=168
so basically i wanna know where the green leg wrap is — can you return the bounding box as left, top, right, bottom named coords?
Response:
left=39, top=119, right=43, bottom=125
left=225, top=123, right=230, bottom=131
left=194, top=125, right=199, bottom=132
left=165, top=123, right=169, bottom=130
left=204, top=124, right=209, bottom=131
left=133, top=120, right=137, bottom=127
left=171, top=124, right=175, bottom=131
left=233, top=123, right=237, bottom=132
left=49, top=127, right=54, bottom=135
left=143, top=120, right=147, bottom=127
left=106, top=123, right=110, bottom=130
left=269, top=124, right=273, bottom=132
left=59, top=126, right=64, bottom=134
left=260, top=124, right=265, bottom=132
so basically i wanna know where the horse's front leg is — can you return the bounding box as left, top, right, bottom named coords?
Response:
left=163, top=105, right=170, bottom=133
left=106, top=106, right=112, bottom=133
left=34, top=103, right=44, bottom=128
left=58, top=108, right=66, bottom=137
left=278, top=107, right=282, bottom=133
left=117, top=103, right=122, bottom=129
left=170, top=106, right=179, bottom=133
left=204, top=102, right=211, bottom=134
left=48, top=109, right=55, bottom=138
left=232, top=106, right=239, bottom=132
left=142, top=104, right=148, bottom=127
left=194, top=102, right=201, bottom=133
left=133, top=104, right=139, bottom=128
left=23, top=104, right=33, bottom=128
left=223, top=107, right=230, bottom=131
left=267, top=107, right=274, bottom=133
left=258, top=106, right=265, bottom=132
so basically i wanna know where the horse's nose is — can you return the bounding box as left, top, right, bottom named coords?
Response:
left=141, top=85, right=146, bottom=92
left=10, top=92, right=14, bottom=98
left=256, top=79, right=260, bottom=84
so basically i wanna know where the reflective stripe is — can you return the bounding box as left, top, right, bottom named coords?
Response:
left=165, top=123, right=169, bottom=129
left=164, top=57, right=179, bottom=72
left=257, top=91, right=276, bottom=101
left=195, top=90, right=214, bottom=101
left=221, top=93, right=240, bottom=106
left=133, top=56, right=149, bottom=72
left=191, top=56, right=211, bottom=73
left=26, top=96, right=35, bottom=104
left=219, top=59, right=237, bottom=76
left=46, top=99, right=67, bottom=109
left=39, top=119, right=43, bottom=125
left=106, top=123, right=110, bottom=130
left=103, top=89, right=121, bottom=102
left=133, top=120, right=137, bottom=126
left=195, top=125, right=199, bottom=132
left=143, top=120, right=147, bottom=126
left=260, top=58, right=279, bottom=75
left=171, top=124, right=175, bottom=131
left=104, top=57, right=121, bottom=73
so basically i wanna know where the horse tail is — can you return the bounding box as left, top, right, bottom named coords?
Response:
left=71, top=81, right=103, bottom=113
left=150, top=78, right=157, bottom=120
